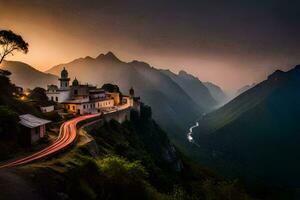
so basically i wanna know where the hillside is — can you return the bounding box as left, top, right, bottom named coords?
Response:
left=192, top=65, right=300, bottom=191
left=203, top=81, right=227, bottom=106
left=161, top=70, right=217, bottom=112
left=235, top=83, right=256, bottom=97
left=0, top=72, right=254, bottom=200
left=0, top=60, right=58, bottom=89
left=46, top=52, right=204, bottom=143
left=0, top=72, right=60, bottom=161
left=0, top=112, right=254, bottom=200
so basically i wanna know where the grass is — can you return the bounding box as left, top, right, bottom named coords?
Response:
left=12, top=118, right=256, bottom=200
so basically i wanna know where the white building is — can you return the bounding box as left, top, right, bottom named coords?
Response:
left=46, top=68, right=71, bottom=103
left=40, top=105, right=55, bottom=113
left=46, top=68, right=119, bottom=115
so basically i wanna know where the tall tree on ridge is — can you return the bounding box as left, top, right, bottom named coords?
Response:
left=0, top=30, right=29, bottom=76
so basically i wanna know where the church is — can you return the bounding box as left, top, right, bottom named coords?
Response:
left=46, top=67, right=123, bottom=115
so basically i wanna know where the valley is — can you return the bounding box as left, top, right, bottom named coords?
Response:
left=1, top=1, right=300, bottom=199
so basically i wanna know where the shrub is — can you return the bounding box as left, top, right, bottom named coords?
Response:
left=0, top=75, right=13, bottom=104
left=95, top=155, right=153, bottom=199
left=0, top=106, right=19, bottom=139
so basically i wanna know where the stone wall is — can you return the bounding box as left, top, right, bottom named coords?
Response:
left=103, top=107, right=131, bottom=123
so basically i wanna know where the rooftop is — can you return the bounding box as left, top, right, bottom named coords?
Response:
left=62, top=97, right=112, bottom=104
left=19, top=114, right=51, bottom=128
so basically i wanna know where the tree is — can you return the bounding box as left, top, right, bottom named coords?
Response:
left=29, top=87, right=48, bottom=103
left=101, top=83, right=120, bottom=93
left=0, top=30, right=29, bottom=64
left=140, top=103, right=152, bottom=121
left=0, top=74, right=14, bottom=104
left=0, top=69, right=11, bottom=76
left=0, top=106, right=19, bottom=139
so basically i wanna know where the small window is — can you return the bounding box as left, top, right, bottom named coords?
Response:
left=72, top=106, right=75, bottom=110
left=55, top=97, right=58, bottom=102
left=74, top=89, right=78, bottom=95
left=83, top=105, right=86, bottom=109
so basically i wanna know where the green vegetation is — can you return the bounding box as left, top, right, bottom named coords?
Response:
left=0, top=29, right=29, bottom=64
left=0, top=72, right=14, bottom=104
left=0, top=106, right=20, bottom=158
left=192, top=66, right=300, bottom=199
left=101, top=83, right=121, bottom=93
left=28, top=87, right=49, bottom=104
left=20, top=113, right=255, bottom=200
left=0, top=71, right=61, bottom=160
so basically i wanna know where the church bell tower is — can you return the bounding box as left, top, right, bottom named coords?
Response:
left=59, top=67, right=70, bottom=89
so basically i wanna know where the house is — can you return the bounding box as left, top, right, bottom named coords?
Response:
left=107, top=92, right=121, bottom=105
left=19, top=114, right=51, bottom=146
left=46, top=68, right=122, bottom=114
left=40, top=105, right=55, bottom=113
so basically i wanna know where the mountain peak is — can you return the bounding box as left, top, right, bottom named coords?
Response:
left=96, top=51, right=120, bottom=62
left=129, top=60, right=152, bottom=69
left=178, top=70, right=188, bottom=76
left=178, top=70, right=198, bottom=80
left=292, top=64, right=300, bottom=72
left=268, top=69, right=285, bottom=80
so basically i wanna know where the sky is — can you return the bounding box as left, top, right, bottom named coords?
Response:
left=1, top=0, right=300, bottom=91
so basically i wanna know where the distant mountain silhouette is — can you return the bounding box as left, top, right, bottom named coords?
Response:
left=235, top=83, right=256, bottom=97
left=0, top=60, right=58, bottom=89
left=96, top=51, right=121, bottom=62
left=203, top=81, right=227, bottom=106
left=160, top=70, right=217, bottom=112
left=193, top=65, right=300, bottom=188
left=46, top=52, right=206, bottom=144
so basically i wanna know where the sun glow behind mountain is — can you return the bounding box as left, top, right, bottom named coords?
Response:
left=1, top=0, right=300, bottom=91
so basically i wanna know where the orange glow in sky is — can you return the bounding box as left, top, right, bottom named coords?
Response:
left=0, top=0, right=298, bottom=92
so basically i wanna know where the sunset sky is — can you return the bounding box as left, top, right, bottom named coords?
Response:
left=1, top=0, right=300, bottom=91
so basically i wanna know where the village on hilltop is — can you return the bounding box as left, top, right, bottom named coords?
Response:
left=18, top=67, right=141, bottom=146
left=46, top=67, right=139, bottom=115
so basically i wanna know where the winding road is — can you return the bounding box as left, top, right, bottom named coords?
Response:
left=0, top=113, right=100, bottom=169
left=0, top=97, right=131, bottom=168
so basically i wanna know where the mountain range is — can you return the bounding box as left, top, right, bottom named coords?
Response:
left=160, top=70, right=219, bottom=112
left=235, top=83, right=256, bottom=97
left=2, top=51, right=300, bottom=197
left=0, top=52, right=225, bottom=148
left=192, top=65, right=300, bottom=188
left=0, top=60, right=58, bottom=89
left=203, top=81, right=227, bottom=106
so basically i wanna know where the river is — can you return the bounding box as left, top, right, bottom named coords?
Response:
left=187, top=121, right=199, bottom=142
left=187, top=113, right=206, bottom=145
